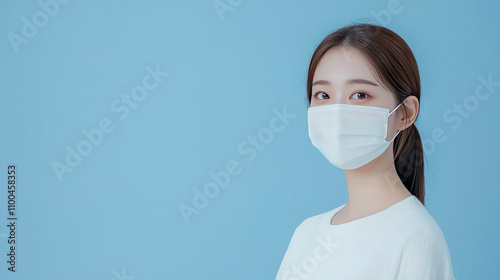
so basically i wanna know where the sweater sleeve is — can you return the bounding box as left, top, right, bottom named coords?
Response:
left=396, top=225, right=455, bottom=280
left=275, top=221, right=305, bottom=280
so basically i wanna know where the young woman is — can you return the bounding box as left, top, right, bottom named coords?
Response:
left=276, top=24, right=455, bottom=279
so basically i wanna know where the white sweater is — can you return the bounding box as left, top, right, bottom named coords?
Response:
left=275, top=195, right=455, bottom=280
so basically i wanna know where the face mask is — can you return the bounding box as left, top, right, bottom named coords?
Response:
left=307, top=99, right=406, bottom=170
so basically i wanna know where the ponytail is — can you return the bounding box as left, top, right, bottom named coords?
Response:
left=394, top=123, right=425, bottom=205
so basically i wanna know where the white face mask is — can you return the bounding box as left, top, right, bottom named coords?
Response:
left=307, top=99, right=406, bottom=170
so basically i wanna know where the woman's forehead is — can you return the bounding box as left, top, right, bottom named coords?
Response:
left=314, top=47, right=383, bottom=87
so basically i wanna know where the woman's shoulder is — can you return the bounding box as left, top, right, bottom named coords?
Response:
left=405, top=196, right=448, bottom=233
left=394, top=196, right=451, bottom=247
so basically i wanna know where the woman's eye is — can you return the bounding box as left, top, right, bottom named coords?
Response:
left=351, top=92, right=369, bottom=99
left=315, top=92, right=329, bottom=100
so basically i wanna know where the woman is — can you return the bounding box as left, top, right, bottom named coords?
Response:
left=275, top=24, right=455, bottom=279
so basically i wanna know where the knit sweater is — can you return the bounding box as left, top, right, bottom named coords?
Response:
left=275, top=195, right=455, bottom=280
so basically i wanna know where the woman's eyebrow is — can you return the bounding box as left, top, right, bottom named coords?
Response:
left=312, top=79, right=379, bottom=87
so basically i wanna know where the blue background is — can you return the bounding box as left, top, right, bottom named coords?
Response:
left=1, top=0, right=499, bottom=279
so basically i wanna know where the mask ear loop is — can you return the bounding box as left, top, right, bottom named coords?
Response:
left=386, top=98, right=407, bottom=143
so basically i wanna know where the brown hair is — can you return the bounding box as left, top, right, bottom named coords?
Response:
left=306, top=23, right=425, bottom=205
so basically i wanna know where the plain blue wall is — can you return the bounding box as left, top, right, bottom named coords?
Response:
left=1, top=1, right=499, bottom=279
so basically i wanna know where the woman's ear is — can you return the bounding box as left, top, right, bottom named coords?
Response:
left=399, top=96, right=419, bottom=130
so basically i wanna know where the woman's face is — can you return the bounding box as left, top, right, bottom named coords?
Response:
left=311, top=46, right=402, bottom=141
left=311, top=46, right=398, bottom=110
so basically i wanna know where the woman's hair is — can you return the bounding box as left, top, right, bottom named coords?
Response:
left=306, top=23, right=425, bottom=205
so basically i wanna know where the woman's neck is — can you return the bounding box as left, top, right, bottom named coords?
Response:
left=335, top=148, right=412, bottom=223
